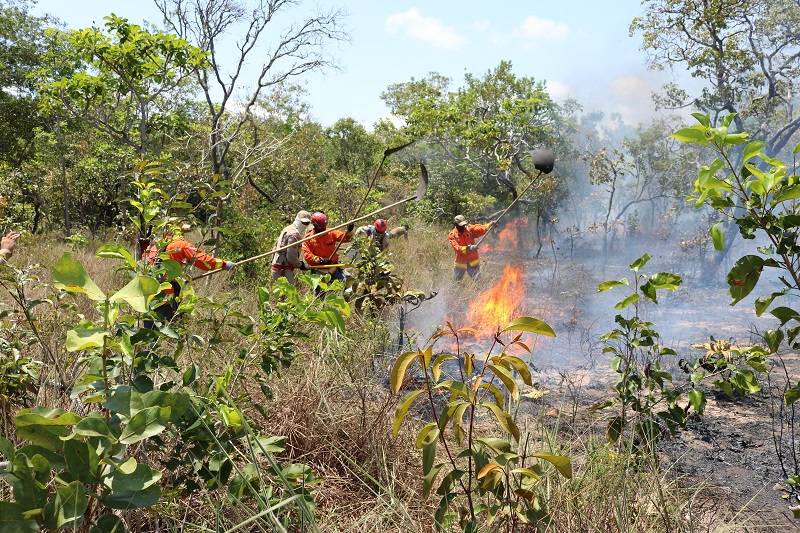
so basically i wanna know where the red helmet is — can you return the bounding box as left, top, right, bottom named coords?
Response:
left=310, top=211, right=328, bottom=230
left=374, top=219, right=387, bottom=234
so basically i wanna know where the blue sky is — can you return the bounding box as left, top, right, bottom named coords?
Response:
left=33, top=0, right=693, bottom=128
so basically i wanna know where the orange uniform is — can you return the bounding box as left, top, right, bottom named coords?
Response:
left=302, top=229, right=351, bottom=268
left=145, top=238, right=225, bottom=271
left=448, top=223, right=490, bottom=268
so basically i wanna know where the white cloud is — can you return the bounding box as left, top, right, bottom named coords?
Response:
left=471, top=19, right=491, bottom=32
left=515, top=16, right=570, bottom=41
left=385, top=8, right=465, bottom=50
left=547, top=80, right=573, bottom=101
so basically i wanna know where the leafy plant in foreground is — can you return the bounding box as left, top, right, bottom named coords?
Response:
left=391, top=316, right=571, bottom=531
left=673, top=112, right=800, bottom=514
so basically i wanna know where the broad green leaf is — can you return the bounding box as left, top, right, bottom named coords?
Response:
left=690, top=112, right=710, bottom=127
left=742, top=140, right=764, bottom=162
left=711, top=223, right=724, bottom=251
left=182, top=364, right=197, bottom=386
left=109, top=275, right=159, bottom=312
left=483, top=402, right=520, bottom=441
left=688, top=389, right=706, bottom=414
left=532, top=452, right=572, bottom=478
left=597, top=278, right=629, bottom=292
left=648, top=272, right=682, bottom=290
left=786, top=384, right=800, bottom=406
left=479, top=382, right=505, bottom=408
left=393, top=389, right=424, bottom=438
left=495, top=354, right=532, bottom=386
left=64, top=439, right=99, bottom=484
left=771, top=306, right=800, bottom=325
left=671, top=126, right=708, bottom=144
left=755, top=291, right=785, bottom=316
left=54, top=481, right=88, bottom=527
left=52, top=253, right=105, bottom=301
left=488, top=364, right=519, bottom=400
left=629, top=253, right=652, bottom=272
left=0, top=502, right=38, bottom=532
left=764, top=329, right=784, bottom=353
left=118, top=406, right=169, bottom=444
left=614, top=293, right=639, bottom=310
left=476, top=437, right=511, bottom=453
left=511, top=467, right=541, bottom=481
left=390, top=351, right=419, bottom=394
left=15, top=408, right=79, bottom=450
left=501, top=316, right=555, bottom=337
left=423, top=463, right=444, bottom=498
left=96, top=244, right=136, bottom=269
left=415, top=423, right=439, bottom=449
left=727, top=255, right=764, bottom=305
left=773, top=185, right=800, bottom=204
left=431, top=353, right=456, bottom=382
left=66, top=325, right=109, bottom=352
left=101, top=463, right=161, bottom=509
left=607, top=416, right=624, bottom=443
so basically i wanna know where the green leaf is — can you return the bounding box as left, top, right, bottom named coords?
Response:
left=773, top=185, right=800, bottom=204
left=483, top=402, right=520, bottom=442
left=755, top=291, right=785, bottom=316
left=390, top=351, right=420, bottom=394
left=691, top=112, right=710, bottom=127
left=629, top=253, right=652, bottom=272
left=771, top=306, right=800, bottom=325
left=118, top=406, right=169, bottom=444
left=532, top=452, right=572, bottom=478
left=64, top=439, right=99, bottom=483
left=671, top=126, right=709, bottom=144
left=431, top=353, right=456, bottom=382
left=614, top=293, right=639, bottom=310
left=15, top=408, right=80, bottom=451
left=488, top=364, right=519, bottom=401
left=54, top=481, right=88, bottom=527
left=764, top=329, right=784, bottom=353
left=648, top=272, right=682, bottom=290
left=89, top=514, right=125, bottom=533
left=109, top=275, right=159, bottom=312
left=0, top=502, right=38, bottom=532
left=96, top=244, right=136, bottom=269
left=182, top=364, right=198, bottom=386
left=794, top=143, right=800, bottom=155
left=688, top=389, right=706, bottom=415
left=101, top=463, right=161, bottom=509
left=786, top=384, right=800, bottom=406
left=415, top=423, right=439, bottom=449
left=742, top=140, right=765, bottom=162
left=52, top=253, right=105, bottom=301
left=501, top=316, right=556, bottom=337
left=727, top=255, right=764, bottom=305
left=393, top=390, right=424, bottom=437
left=711, top=223, right=724, bottom=251
left=66, top=325, right=109, bottom=352
left=597, top=278, right=629, bottom=292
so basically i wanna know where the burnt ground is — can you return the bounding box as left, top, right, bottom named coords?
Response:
left=401, top=242, right=800, bottom=529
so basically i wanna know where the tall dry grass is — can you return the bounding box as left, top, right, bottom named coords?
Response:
left=0, top=230, right=748, bottom=531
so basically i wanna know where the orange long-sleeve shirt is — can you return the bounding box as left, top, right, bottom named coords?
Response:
left=144, top=238, right=224, bottom=271
left=302, top=229, right=351, bottom=266
left=448, top=223, right=490, bottom=267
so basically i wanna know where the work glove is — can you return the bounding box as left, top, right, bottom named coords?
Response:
left=318, top=258, right=332, bottom=265
left=346, top=223, right=355, bottom=232
left=223, top=260, right=236, bottom=271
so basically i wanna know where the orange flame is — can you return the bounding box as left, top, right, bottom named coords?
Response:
left=481, top=217, right=528, bottom=254
left=463, top=264, right=526, bottom=339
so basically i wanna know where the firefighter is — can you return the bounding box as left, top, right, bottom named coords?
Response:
left=144, top=221, right=235, bottom=322
left=354, top=218, right=408, bottom=252
left=302, top=212, right=353, bottom=282
left=448, top=215, right=494, bottom=281
left=0, top=230, right=20, bottom=265
left=271, top=210, right=312, bottom=284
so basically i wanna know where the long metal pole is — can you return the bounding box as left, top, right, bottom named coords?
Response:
left=474, top=169, right=544, bottom=247
left=191, top=194, right=419, bottom=280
